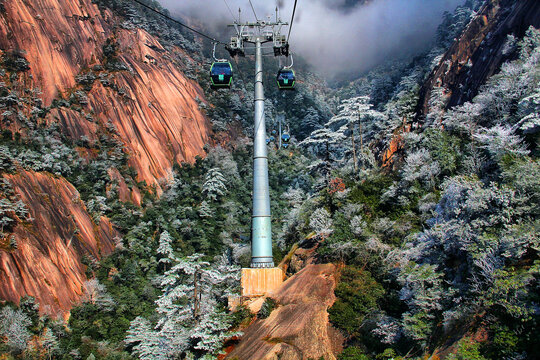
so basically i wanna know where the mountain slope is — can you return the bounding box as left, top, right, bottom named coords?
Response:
left=0, top=0, right=212, bottom=314
left=417, top=0, right=540, bottom=119
left=0, top=170, right=117, bottom=316
left=0, top=0, right=211, bottom=189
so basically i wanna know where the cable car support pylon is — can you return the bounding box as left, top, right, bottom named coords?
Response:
left=227, top=17, right=290, bottom=269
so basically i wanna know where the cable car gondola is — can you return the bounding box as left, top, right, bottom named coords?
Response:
left=210, top=61, right=233, bottom=89
left=281, top=133, right=290, bottom=143
left=281, top=132, right=290, bottom=149
left=277, top=68, right=295, bottom=90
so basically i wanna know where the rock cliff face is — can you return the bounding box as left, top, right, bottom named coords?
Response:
left=417, top=0, right=540, bottom=119
left=379, top=0, right=540, bottom=166
left=0, top=0, right=211, bottom=189
left=226, top=264, right=344, bottom=360
left=0, top=170, right=117, bottom=316
left=0, top=0, right=211, bottom=314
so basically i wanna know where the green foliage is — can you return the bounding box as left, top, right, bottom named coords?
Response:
left=1, top=51, right=30, bottom=72
left=338, top=346, right=370, bottom=360
left=329, top=267, right=384, bottom=337
left=375, top=348, right=403, bottom=360
left=230, top=305, right=253, bottom=329
left=423, top=128, right=462, bottom=176
left=446, top=338, right=488, bottom=360
left=482, top=267, right=536, bottom=319
left=0, top=2, right=538, bottom=360
left=257, top=297, right=278, bottom=319
left=485, top=325, right=518, bottom=359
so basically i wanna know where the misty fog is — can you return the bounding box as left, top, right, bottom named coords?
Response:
left=158, top=0, right=466, bottom=78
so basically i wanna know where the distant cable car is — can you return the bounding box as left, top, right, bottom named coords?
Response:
left=277, top=68, right=295, bottom=90
left=210, top=61, right=233, bottom=89
left=282, top=143, right=289, bottom=149
left=269, top=136, right=275, bottom=142
left=281, top=133, right=290, bottom=143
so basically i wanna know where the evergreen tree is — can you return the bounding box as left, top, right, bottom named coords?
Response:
left=202, top=168, right=227, bottom=202
left=126, top=254, right=240, bottom=359
left=0, top=307, right=31, bottom=354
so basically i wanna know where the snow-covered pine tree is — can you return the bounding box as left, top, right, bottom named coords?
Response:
left=126, top=254, right=240, bottom=359
left=202, top=168, right=227, bottom=202
left=157, top=230, right=176, bottom=267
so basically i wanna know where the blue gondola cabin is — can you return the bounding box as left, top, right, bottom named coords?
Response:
left=210, top=61, right=233, bottom=88
left=277, top=69, right=295, bottom=90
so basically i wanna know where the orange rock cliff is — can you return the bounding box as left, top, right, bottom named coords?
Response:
left=0, top=0, right=211, bottom=189
left=0, top=170, right=118, bottom=316
left=0, top=0, right=212, bottom=314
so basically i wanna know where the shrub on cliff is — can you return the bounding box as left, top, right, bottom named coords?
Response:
left=329, top=266, right=384, bottom=337
left=1, top=51, right=30, bottom=72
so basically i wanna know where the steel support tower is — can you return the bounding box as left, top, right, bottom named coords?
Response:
left=228, top=19, right=289, bottom=268
left=250, top=37, right=273, bottom=268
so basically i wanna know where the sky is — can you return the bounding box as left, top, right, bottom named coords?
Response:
left=158, top=0, right=466, bottom=78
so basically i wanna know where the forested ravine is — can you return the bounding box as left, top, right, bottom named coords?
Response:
left=0, top=0, right=539, bottom=359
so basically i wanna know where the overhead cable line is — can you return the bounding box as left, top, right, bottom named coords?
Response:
left=248, top=0, right=259, bottom=22
left=287, top=0, right=298, bottom=42
left=130, top=0, right=226, bottom=45
left=222, top=0, right=237, bottom=22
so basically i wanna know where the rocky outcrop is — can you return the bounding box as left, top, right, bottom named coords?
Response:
left=0, top=0, right=211, bottom=314
left=417, top=0, right=540, bottom=119
left=0, top=0, right=211, bottom=189
left=0, top=170, right=117, bottom=316
left=226, top=264, right=344, bottom=360
left=379, top=0, right=540, bottom=167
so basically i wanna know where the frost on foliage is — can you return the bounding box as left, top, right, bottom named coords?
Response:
left=42, top=327, right=60, bottom=355
left=461, top=143, right=486, bottom=176
left=300, top=97, right=385, bottom=171
left=350, top=215, right=366, bottom=237
left=81, top=279, right=115, bottom=311
left=392, top=172, right=538, bottom=341
left=300, top=128, right=346, bottom=160
left=126, top=254, right=240, bottom=359
left=418, top=193, right=438, bottom=221
left=340, top=203, right=362, bottom=220
left=398, top=262, right=446, bottom=344
left=474, top=125, right=529, bottom=160
left=401, top=149, right=440, bottom=189
left=125, top=317, right=166, bottom=360
left=517, top=89, right=540, bottom=133
left=0, top=307, right=31, bottom=353
left=205, top=146, right=240, bottom=180
left=309, top=208, right=333, bottom=237
left=442, top=26, right=540, bottom=136
left=278, top=207, right=302, bottom=249
left=425, top=86, right=449, bottom=126
left=202, top=168, right=227, bottom=201
left=86, top=196, right=110, bottom=222
left=372, top=316, right=402, bottom=345
left=365, top=237, right=391, bottom=255
left=326, top=241, right=362, bottom=262
left=443, top=102, right=481, bottom=135
left=157, top=230, right=175, bottom=264
left=398, top=262, right=444, bottom=314
left=198, top=200, right=214, bottom=218
left=282, top=187, right=305, bottom=208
